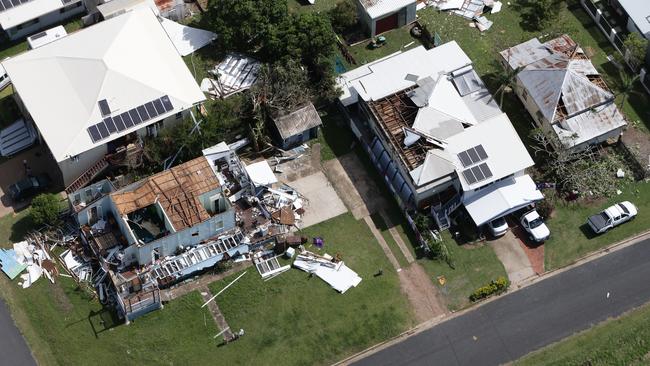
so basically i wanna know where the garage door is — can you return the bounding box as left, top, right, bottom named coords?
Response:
left=375, top=13, right=398, bottom=35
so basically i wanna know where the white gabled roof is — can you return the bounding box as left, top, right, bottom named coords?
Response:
left=2, top=7, right=206, bottom=162
left=358, top=0, right=415, bottom=19
left=618, top=0, right=650, bottom=37
left=0, top=0, right=68, bottom=30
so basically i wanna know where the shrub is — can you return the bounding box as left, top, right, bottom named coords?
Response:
left=30, top=193, right=61, bottom=228
left=469, top=277, right=509, bottom=302
left=536, top=198, right=555, bottom=219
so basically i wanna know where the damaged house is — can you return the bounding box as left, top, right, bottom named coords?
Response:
left=69, top=156, right=240, bottom=322
left=68, top=141, right=308, bottom=322
left=337, top=42, right=543, bottom=229
left=500, top=34, right=627, bottom=151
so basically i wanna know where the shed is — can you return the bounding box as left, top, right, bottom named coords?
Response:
left=355, top=0, right=417, bottom=37
left=270, top=103, right=323, bottom=150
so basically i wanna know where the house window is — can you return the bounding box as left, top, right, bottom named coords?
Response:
left=521, top=88, right=528, bottom=102
left=175, top=112, right=182, bottom=120
left=17, top=18, right=39, bottom=30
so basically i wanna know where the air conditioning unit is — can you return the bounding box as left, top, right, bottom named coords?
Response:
left=27, top=25, right=68, bottom=49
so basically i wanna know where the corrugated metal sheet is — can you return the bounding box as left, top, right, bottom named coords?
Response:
left=517, top=69, right=565, bottom=121
left=561, top=72, right=612, bottom=115
left=556, top=103, right=627, bottom=148
left=499, top=38, right=550, bottom=69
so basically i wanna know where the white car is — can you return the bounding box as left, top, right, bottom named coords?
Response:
left=520, top=210, right=550, bottom=242
left=488, top=217, right=508, bottom=237
left=587, top=201, right=637, bottom=234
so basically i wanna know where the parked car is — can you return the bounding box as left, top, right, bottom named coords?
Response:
left=587, top=201, right=637, bottom=234
left=520, top=210, right=550, bottom=242
left=8, top=174, right=51, bottom=202
left=488, top=217, right=508, bottom=237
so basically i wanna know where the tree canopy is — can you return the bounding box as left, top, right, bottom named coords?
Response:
left=329, top=0, right=358, bottom=33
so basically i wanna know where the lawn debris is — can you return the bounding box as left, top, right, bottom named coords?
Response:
left=293, top=250, right=362, bottom=293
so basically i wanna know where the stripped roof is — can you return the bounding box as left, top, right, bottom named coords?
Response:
left=500, top=34, right=626, bottom=148
left=272, top=103, right=323, bottom=140
left=111, top=157, right=220, bottom=231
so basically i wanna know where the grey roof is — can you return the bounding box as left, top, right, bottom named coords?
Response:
left=503, top=35, right=626, bottom=147
left=499, top=38, right=550, bottom=69
left=272, top=103, right=323, bottom=140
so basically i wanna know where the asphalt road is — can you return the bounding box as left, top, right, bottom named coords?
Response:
left=355, top=238, right=650, bottom=366
left=0, top=298, right=35, bottom=366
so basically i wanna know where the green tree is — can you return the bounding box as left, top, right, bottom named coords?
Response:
left=622, top=32, right=649, bottom=70
left=616, top=71, right=641, bottom=109
left=203, top=0, right=287, bottom=52
left=30, top=193, right=61, bottom=227
left=488, top=63, right=524, bottom=109
left=520, top=0, right=562, bottom=30
left=329, top=0, right=358, bottom=33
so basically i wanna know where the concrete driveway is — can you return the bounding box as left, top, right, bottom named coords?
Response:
left=490, top=231, right=535, bottom=286
left=286, top=171, right=348, bottom=228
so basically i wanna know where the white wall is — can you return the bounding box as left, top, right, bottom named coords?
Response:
left=4, top=2, right=85, bottom=40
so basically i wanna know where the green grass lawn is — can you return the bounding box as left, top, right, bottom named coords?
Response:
left=516, top=301, right=650, bottom=366
left=544, top=180, right=650, bottom=270
left=315, top=104, right=356, bottom=161
left=0, top=211, right=414, bottom=366
left=418, top=232, right=508, bottom=311
left=369, top=212, right=410, bottom=268
left=345, top=25, right=421, bottom=67
left=288, top=0, right=339, bottom=14
left=209, top=213, right=414, bottom=365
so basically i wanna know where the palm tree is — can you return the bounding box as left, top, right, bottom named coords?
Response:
left=488, top=63, right=524, bottom=109
left=615, top=71, right=641, bottom=109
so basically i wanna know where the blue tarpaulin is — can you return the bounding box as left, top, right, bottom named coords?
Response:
left=0, top=248, right=27, bottom=280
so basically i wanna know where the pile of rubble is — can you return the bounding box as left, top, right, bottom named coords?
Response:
left=427, top=0, right=503, bottom=32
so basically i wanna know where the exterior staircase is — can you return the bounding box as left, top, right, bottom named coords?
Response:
left=65, top=157, right=109, bottom=194
left=152, top=231, right=245, bottom=280
left=432, top=193, right=462, bottom=230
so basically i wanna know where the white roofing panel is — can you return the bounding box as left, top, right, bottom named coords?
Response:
left=0, top=0, right=67, bottom=30
left=499, top=38, right=550, bottom=69
left=97, top=0, right=159, bottom=18
left=2, top=8, right=206, bottom=162
left=618, top=0, right=650, bottom=36
left=463, top=174, right=544, bottom=226
left=245, top=161, right=278, bottom=187
left=446, top=113, right=535, bottom=191
left=160, top=17, right=217, bottom=57
left=359, top=0, right=415, bottom=18
left=338, top=43, right=471, bottom=103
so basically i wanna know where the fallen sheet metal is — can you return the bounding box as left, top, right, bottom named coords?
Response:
left=0, top=248, right=27, bottom=279
left=293, top=252, right=362, bottom=293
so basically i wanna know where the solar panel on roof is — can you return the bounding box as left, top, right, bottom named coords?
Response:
left=478, top=163, right=492, bottom=179
left=87, top=125, right=101, bottom=142
left=145, top=102, right=158, bottom=119
left=467, top=148, right=480, bottom=162
left=113, top=115, right=126, bottom=131
left=458, top=151, right=472, bottom=168
left=96, top=122, right=109, bottom=138
left=153, top=99, right=165, bottom=115
left=475, top=144, right=488, bottom=160
left=121, top=112, right=134, bottom=128
left=160, top=95, right=173, bottom=112
left=462, top=169, right=477, bottom=185
left=104, top=117, right=116, bottom=133
left=98, top=100, right=111, bottom=116
left=136, top=106, right=149, bottom=121
left=128, top=109, right=141, bottom=125
left=471, top=166, right=485, bottom=181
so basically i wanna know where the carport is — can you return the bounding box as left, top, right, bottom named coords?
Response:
left=463, top=174, right=543, bottom=227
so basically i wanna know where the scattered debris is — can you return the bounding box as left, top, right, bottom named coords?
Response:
left=293, top=250, right=362, bottom=293
left=253, top=252, right=290, bottom=280
left=206, top=53, right=260, bottom=98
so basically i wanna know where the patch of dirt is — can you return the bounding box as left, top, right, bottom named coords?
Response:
left=621, top=126, right=650, bottom=178
left=519, top=241, right=544, bottom=275
left=398, top=263, right=447, bottom=323
left=51, top=282, right=74, bottom=314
